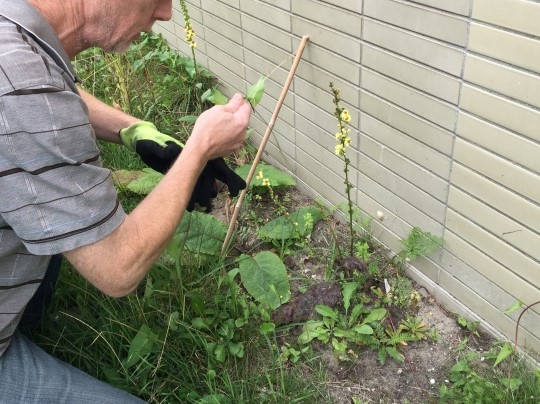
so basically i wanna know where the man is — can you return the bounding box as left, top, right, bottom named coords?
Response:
left=0, top=0, right=251, bottom=402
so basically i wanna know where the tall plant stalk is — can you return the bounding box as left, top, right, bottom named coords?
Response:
left=330, top=82, right=355, bottom=256
left=179, top=0, right=199, bottom=79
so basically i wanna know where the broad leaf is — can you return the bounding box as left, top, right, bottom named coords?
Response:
left=363, top=308, right=387, bottom=324
left=494, top=342, right=513, bottom=367
left=245, top=75, right=265, bottom=107
left=235, top=162, right=296, bottom=189
left=126, top=324, right=158, bottom=369
left=315, top=304, right=338, bottom=320
left=238, top=251, right=291, bottom=310
left=258, top=206, right=325, bottom=242
left=342, top=282, right=359, bottom=314
left=167, top=211, right=226, bottom=258
left=123, top=168, right=163, bottom=195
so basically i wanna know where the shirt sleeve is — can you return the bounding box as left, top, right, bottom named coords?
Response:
left=0, top=38, right=126, bottom=255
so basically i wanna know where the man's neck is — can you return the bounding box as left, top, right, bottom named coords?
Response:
left=27, top=0, right=87, bottom=59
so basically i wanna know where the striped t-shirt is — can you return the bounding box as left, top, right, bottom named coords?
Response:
left=0, top=0, right=126, bottom=356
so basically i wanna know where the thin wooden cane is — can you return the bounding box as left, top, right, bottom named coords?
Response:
left=221, top=35, right=309, bottom=255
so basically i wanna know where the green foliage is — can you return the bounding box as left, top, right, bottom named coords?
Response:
left=258, top=206, right=325, bottom=244
left=237, top=251, right=291, bottom=310
left=126, top=324, right=159, bottom=369
left=245, top=75, right=265, bottom=108
left=235, top=162, right=296, bottom=190
left=124, top=168, right=163, bottom=195
left=396, top=227, right=444, bottom=265
left=167, top=211, right=227, bottom=259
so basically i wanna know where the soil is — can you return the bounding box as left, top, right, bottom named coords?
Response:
left=213, top=184, right=495, bottom=403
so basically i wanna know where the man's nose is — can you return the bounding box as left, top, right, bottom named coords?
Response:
left=154, top=0, right=173, bottom=21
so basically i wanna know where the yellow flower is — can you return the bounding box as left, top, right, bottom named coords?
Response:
left=344, top=136, right=351, bottom=147
left=335, top=132, right=343, bottom=140
left=340, top=109, right=351, bottom=123
left=335, top=144, right=344, bottom=156
left=256, top=170, right=264, bottom=179
left=262, top=178, right=271, bottom=187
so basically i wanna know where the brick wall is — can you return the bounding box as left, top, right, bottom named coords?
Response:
left=155, top=0, right=540, bottom=356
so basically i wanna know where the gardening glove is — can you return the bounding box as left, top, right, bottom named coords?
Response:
left=119, top=121, right=246, bottom=212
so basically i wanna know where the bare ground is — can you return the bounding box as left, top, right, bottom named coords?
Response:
left=213, top=185, right=495, bottom=404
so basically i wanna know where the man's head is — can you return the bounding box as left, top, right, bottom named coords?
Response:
left=28, top=0, right=173, bottom=57
left=96, top=0, right=173, bottom=53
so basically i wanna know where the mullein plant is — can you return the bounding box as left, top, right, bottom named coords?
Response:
left=179, top=0, right=198, bottom=78
left=330, top=82, right=355, bottom=256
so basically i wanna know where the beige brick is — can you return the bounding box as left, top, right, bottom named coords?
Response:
left=364, top=0, right=469, bottom=46
left=437, top=253, right=540, bottom=331
left=248, top=90, right=296, bottom=132
left=201, top=0, right=241, bottom=26
left=243, top=50, right=291, bottom=95
left=443, top=229, right=540, bottom=309
left=240, top=0, right=291, bottom=31
left=360, top=136, right=449, bottom=202
left=460, top=85, right=540, bottom=144
left=362, top=69, right=458, bottom=130
left=241, top=14, right=292, bottom=52
left=454, top=139, right=540, bottom=203
left=291, top=17, right=361, bottom=63
left=295, top=96, right=340, bottom=137
left=452, top=164, right=540, bottom=234
left=472, top=0, right=540, bottom=37
left=201, top=12, right=242, bottom=44
left=363, top=19, right=465, bottom=76
left=457, top=112, right=540, bottom=175
left=362, top=45, right=461, bottom=104
left=296, top=62, right=359, bottom=108
left=301, top=42, right=361, bottom=84
left=359, top=154, right=447, bottom=223
left=361, top=114, right=451, bottom=178
left=463, top=54, right=540, bottom=110
left=258, top=0, right=290, bottom=11
left=468, top=23, right=540, bottom=75
left=296, top=130, right=357, bottom=186
left=243, top=32, right=291, bottom=69
left=448, top=186, right=540, bottom=262
left=206, top=58, right=245, bottom=93
left=204, top=27, right=244, bottom=61
left=445, top=208, right=540, bottom=285
left=360, top=92, right=454, bottom=155
left=291, top=0, right=361, bottom=38
left=438, top=269, right=540, bottom=351
left=405, top=0, right=471, bottom=16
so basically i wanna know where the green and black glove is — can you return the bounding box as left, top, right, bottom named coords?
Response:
left=119, top=121, right=246, bottom=212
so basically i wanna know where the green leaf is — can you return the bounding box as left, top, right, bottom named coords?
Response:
left=245, top=75, right=265, bottom=107
left=505, top=300, right=524, bottom=314
left=167, top=211, right=226, bottom=258
left=179, top=115, right=198, bottom=124
left=259, top=322, right=276, bottom=334
left=342, top=282, right=359, bottom=314
left=214, top=343, right=226, bottom=362
left=238, top=252, right=291, bottom=310
left=258, top=206, right=325, bottom=242
left=235, top=162, right=296, bottom=189
left=353, top=324, right=374, bottom=335
left=494, top=342, right=514, bottom=367
left=363, top=308, right=387, bottom=324
left=228, top=342, right=244, bottom=358
left=315, top=305, right=338, bottom=320
left=125, top=168, right=163, bottom=195
left=126, top=324, right=158, bottom=369
left=197, top=394, right=231, bottom=404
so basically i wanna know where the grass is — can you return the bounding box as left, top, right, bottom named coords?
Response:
left=29, top=32, right=540, bottom=404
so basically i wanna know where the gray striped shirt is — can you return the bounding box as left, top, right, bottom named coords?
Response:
left=0, top=0, right=126, bottom=356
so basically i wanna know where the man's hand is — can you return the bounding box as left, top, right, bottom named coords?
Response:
left=119, top=121, right=246, bottom=211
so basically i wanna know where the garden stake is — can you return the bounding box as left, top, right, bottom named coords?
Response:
left=221, top=35, right=309, bottom=255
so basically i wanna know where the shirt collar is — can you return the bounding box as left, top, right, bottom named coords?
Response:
left=0, top=0, right=78, bottom=82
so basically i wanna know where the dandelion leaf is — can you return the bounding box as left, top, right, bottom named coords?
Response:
left=238, top=251, right=291, bottom=310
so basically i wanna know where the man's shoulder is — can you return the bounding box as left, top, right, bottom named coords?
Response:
left=0, top=16, right=68, bottom=96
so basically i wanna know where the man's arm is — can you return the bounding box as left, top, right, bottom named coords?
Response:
left=78, top=88, right=140, bottom=143
left=64, top=92, right=251, bottom=297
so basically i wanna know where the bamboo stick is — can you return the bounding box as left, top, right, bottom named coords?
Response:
left=221, top=35, right=309, bottom=255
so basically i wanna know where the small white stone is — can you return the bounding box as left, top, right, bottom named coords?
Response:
left=397, top=368, right=403, bottom=374
left=430, top=379, right=436, bottom=385
left=376, top=210, right=385, bottom=221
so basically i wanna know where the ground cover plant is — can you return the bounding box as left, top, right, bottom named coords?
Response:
left=30, top=18, right=540, bottom=404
